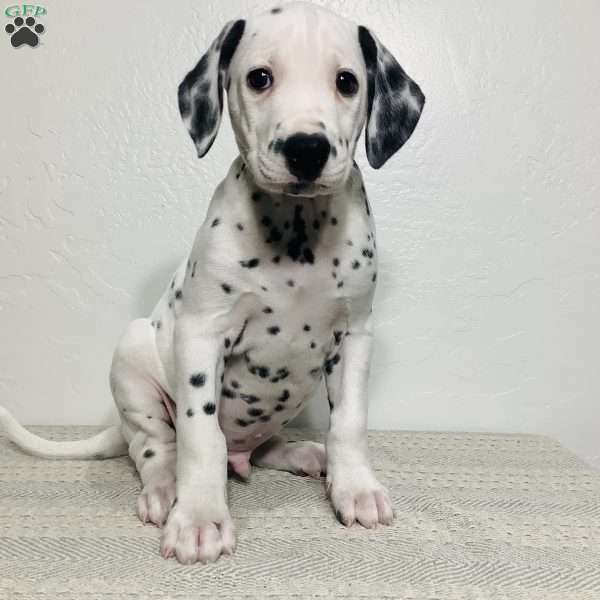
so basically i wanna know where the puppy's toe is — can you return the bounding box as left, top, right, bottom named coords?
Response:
left=137, top=481, right=176, bottom=527
left=197, top=522, right=222, bottom=563
left=355, top=492, right=379, bottom=528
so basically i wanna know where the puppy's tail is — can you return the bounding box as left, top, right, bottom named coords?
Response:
left=0, top=406, right=128, bottom=460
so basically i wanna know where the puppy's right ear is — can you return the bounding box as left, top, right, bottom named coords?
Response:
left=178, top=20, right=245, bottom=158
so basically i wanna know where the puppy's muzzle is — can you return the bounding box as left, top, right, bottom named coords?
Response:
left=283, top=133, right=330, bottom=182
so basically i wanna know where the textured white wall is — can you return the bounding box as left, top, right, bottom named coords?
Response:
left=1, top=1, right=599, bottom=467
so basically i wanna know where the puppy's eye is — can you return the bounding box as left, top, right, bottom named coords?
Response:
left=247, top=68, right=273, bottom=91
left=336, top=70, right=359, bottom=96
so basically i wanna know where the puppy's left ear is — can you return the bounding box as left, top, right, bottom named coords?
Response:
left=178, top=20, right=245, bottom=158
left=358, top=26, right=425, bottom=169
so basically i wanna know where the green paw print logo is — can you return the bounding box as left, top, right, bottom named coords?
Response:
left=4, top=4, right=46, bottom=48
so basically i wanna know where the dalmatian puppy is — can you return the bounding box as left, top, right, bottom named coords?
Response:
left=0, top=2, right=424, bottom=564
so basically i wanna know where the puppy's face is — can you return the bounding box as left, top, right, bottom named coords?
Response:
left=226, top=5, right=367, bottom=196
left=178, top=3, right=425, bottom=196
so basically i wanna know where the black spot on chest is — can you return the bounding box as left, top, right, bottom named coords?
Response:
left=239, top=258, right=260, bottom=268
left=302, top=247, right=315, bottom=264
left=270, top=367, right=289, bottom=383
left=267, top=226, right=283, bottom=244
left=287, top=204, right=310, bottom=262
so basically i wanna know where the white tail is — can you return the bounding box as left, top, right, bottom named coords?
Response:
left=0, top=406, right=128, bottom=460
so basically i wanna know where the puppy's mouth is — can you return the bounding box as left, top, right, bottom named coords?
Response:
left=255, top=156, right=346, bottom=196
left=284, top=181, right=325, bottom=197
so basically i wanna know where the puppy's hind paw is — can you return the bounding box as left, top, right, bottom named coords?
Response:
left=137, top=481, right=176, bottom=527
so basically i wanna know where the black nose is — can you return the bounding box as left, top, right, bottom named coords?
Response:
left=283, top=133, right=330, bottom=182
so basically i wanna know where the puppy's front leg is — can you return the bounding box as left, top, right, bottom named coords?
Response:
left=325, top=312, right=394, bottom=528
left=161, top=315, right=233, bottom=564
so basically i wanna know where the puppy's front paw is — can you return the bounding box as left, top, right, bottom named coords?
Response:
left=327, top=467, right=393, bottom=528
left=160, top=500, right=235, bottom=564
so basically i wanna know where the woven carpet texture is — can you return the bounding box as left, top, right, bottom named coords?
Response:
left=1, top=428, right=599, bottom=599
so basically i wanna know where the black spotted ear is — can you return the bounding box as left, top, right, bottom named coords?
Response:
left=358, top=26, right=425, bottom=169
left=178, top=20, right=245, bottom=158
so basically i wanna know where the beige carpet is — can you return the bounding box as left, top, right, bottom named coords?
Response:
left=1, top=427, right=599, bottom=600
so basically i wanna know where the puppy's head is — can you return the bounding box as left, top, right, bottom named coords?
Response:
left=178, top=3, right=425, bottom=196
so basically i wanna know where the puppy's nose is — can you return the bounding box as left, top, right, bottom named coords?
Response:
left=283, top=133, right=330, bottom=182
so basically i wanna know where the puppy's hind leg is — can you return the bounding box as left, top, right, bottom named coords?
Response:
left=251, top=436, right=326, bottom=479
left=111, top=319, right=177, bottom=527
